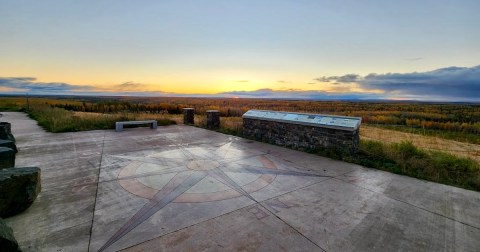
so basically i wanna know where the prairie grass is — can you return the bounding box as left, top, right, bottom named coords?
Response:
left=27, top=104, right=176, bottom=132
left=361, top=125, right=480, bottom=163
left=375, top=125, right=480, bottom=145
left=357, top=140, right=480, bottom=191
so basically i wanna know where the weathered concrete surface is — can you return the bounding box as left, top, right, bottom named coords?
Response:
left=2, top=111, right=480, bottom=252
left=0, top=167, right=41, bottom=217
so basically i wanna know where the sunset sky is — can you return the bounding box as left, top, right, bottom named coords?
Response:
left=1, top=0, right=479, bottom=101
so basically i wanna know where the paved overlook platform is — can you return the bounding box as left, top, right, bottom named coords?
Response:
left=2, top=112, right=480, bottom=252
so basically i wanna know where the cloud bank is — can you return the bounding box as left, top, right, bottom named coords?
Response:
left=219, top=88, right=382, bottom=100
left=0, top=65, right=479, bottom=102
left=0, top=77, right=93, bottom=93
left=313, top=65, right=480, bottom=101
left=359, top=66, right=480, bottom=100
left=0, top=78, right=168, bottom=96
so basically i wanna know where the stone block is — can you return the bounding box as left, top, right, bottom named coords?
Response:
left=0, top=122, right=15, bottom=143
left=0, top=139, right=17, bottom=153
left=206, top=110, right=220, bottom=129
left=0, top=218, right=20, bottom=252
left=183, top=108, right=195, bottom=124
left=0, top=167, right=41, bottom=218
left=0, top=147, right=15, bottom=169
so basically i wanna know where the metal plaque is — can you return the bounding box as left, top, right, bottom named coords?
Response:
left=242, top=110, right=361, bottom=131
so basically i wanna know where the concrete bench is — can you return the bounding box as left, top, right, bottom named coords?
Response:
left=115, top=120, right=157, bottom=132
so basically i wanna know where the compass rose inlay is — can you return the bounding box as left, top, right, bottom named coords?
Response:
left=96, top=142, right=327, bottom=252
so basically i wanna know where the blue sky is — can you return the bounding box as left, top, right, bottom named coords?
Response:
left=0, top=0, right=479, bottom=101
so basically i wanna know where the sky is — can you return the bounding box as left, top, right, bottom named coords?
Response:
left=0, top=0, right=479, bottom=101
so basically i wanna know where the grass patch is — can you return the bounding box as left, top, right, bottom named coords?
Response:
left=373, top=124, right=480, bottom=145
left=26, top=105, right=176, bottom=132
left=354, top=140, right=480, bottom=191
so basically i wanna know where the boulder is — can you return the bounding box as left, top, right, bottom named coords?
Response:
left=0, top=122, right=16, bottom=143
left=0, top=167, right=41, bottom=218
left=0, top=139, right=17, bottom=153
left=0, top=147, right=15, bottom=169
left=0, top=218, right=20, bottom=252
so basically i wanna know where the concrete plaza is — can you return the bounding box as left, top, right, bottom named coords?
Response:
left=3, top=112, right=480, bottom=251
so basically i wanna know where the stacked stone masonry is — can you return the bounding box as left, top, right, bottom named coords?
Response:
left=243, top=110, right=360, bottom=153
left=183, top=108, right=195, bottom=124
left=206, top=110, right=220, bottom=129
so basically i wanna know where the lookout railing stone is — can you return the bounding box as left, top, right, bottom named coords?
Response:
left=206, top=110, right=220, bottom=129
left=183, top=108, right=195, bottom=124
left=242, top=110, right=361, bottom=153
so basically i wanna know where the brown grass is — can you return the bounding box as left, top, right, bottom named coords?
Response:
left=361, top=125, right=480, bottom=163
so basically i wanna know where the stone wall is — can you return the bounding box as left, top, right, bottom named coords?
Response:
left=243, top=118, right=359, bottom=153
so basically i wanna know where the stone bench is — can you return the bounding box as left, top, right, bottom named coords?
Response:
left=115, top=120, right=157, bottom=132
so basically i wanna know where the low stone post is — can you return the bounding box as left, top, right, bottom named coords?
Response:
left=183, top=108, right=195, bottom=125
left=206, top=110, right=220, bottom=129
left=0, top=147, right=15, bottom=169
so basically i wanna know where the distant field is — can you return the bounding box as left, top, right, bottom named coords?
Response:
left=1, top=95, right=478, bottom=144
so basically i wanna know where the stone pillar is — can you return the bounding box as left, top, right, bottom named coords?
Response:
left=206, top=110, right=220, bottom=129
left=0, top=147, right=15, bottom=169
left=183, top=108, right=195, bottom=125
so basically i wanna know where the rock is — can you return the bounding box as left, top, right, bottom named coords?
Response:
left=0, top=140, right=17, bottom=153
left=0, top=218, right=21, bottom=252
left=0, top=147, right=15, bottom=169
left=0, top=167, right=41, bottom=218
left=0, top=122, right=16, bottom=143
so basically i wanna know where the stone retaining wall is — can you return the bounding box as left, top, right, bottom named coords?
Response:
left=243, top=112, right=360, bottom=153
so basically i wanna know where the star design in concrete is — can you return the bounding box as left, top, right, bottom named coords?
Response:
left=97, top=141, right=328, bottom=251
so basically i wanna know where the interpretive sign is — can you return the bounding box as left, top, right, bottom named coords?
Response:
left=242, top=110, right=361, bottom=153
left=242, top=110, right=361, bottom=131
